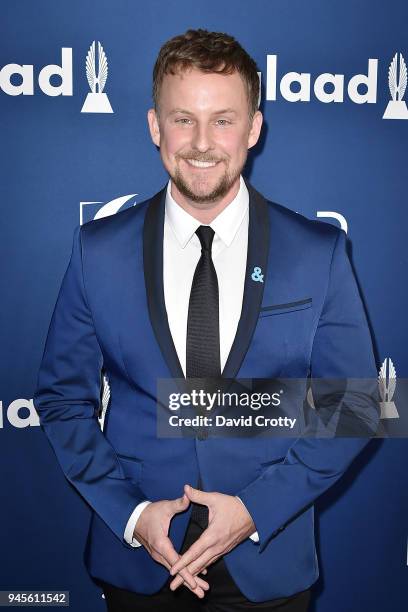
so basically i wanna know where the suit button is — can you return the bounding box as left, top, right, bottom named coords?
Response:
left=197, top=428, right=208, bottom=440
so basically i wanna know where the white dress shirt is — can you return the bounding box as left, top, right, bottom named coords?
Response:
left=124, top=174, right=259, bottom=546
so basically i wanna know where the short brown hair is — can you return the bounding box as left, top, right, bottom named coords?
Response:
left=152, top=28, right=260, bottom=123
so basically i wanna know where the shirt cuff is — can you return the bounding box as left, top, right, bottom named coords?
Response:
left=235, top=496, right=259, bottom=543
left=124, top=500, right=152, bottom=547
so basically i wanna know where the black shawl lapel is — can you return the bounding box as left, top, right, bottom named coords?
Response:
left=143, top=184, right=185, bottom=380
left=221, top=177, right=270, bottom=379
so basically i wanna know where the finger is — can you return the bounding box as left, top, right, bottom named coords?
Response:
left=159, top=537, right=198, bottom=590
left=175, top=549, right=218, bottom=583
left=170, top=561, right=207, bottom=578
left=177, top=570, right=207, bottom=598
left=184, top=484, right=210, bottom=506
left=170, top=563, right=212, bottom=592
left=169, top=493, right=190, bottom=515
left=169, top=532, right=211, bottom=576
left=188, top=550, right=220, bottom=577
left=169, top=573, right=185, bottom=591
left=169, top=568, right=209, bottom=592
left=155, top=553, right=208, bottom=597
left=194, top=576, right=210, bottom=590
left=170, top=573, right=210, bottom=592
left=179, top=567, right=206, bottom=592
left=148, top=534, right=208, bottom=598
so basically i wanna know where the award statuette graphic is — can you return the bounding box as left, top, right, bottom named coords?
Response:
left=382, top=52, right=408, bottom=120
left=98, top=371, right=111, bottom=430
left=378, top=358, right=399, bottom=419
left=81, top=41, right=113, bottom=114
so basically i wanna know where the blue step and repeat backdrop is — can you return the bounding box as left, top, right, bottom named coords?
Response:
left=1, top=1, right=407, bottom=610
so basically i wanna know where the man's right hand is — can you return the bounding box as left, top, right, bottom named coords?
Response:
left=133, top=494, right=209, bottom=599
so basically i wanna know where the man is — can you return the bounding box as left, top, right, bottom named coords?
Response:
left=34, top=29, right=378, bottom=611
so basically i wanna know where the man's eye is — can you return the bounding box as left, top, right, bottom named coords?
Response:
left=175, top=118, right=231, bottom=125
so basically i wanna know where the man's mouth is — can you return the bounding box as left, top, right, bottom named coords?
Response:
left=184, top=159, right=220, bottom=169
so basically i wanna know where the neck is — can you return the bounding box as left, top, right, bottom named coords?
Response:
left=170, top=178, right=241, bottom=224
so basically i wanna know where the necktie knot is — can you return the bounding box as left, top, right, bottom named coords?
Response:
left=196, top=225, right=215, bottom=253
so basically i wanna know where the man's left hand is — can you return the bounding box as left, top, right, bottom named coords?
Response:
left=169, top=484, right=256, bottom=591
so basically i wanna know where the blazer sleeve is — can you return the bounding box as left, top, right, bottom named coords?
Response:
left=236, top=228, right=380, bottom=554
left=33, top=225, right=146, bottom=547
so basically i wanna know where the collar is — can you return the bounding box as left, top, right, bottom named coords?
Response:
left=165, top=174, right=249, bottom=248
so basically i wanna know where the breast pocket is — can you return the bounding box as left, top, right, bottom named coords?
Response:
left=259, top=298, right=312, bottom=318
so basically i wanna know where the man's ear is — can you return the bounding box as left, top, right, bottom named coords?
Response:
left=247, top=110, right=263, bottom=150
left=147, top=108, right=160, bottom=147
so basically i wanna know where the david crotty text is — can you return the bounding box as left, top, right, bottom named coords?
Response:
left=168, top=415, right=297, bottom=429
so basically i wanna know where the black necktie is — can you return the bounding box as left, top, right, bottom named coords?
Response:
left=186, top=225, right=221, bottom=378
left=186, top=225, right=221, bottom=528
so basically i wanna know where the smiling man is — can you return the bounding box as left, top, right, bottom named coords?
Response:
left=34, top=28, right=378, bottom=612
left=147, top=64, right=261, bottom=217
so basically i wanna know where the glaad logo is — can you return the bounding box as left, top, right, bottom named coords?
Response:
left=81, top=41, right=113, bottom=113
left=382, top=53, right=408, bottom=120
left=378, top=357, right=398, bottom=418
left=0, top=48, right=72, bottom=96
left=265, top=55, right=378, bottom=104
left=261, top=53, right=408, bottom=120
left=0, top=399, right=40, bottom=428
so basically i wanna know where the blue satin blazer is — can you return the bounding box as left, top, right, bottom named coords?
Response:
left=34, top=178, right=379, bottom=602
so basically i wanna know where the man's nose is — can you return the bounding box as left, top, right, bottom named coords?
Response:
left=190, top=123, right=213, bottom=152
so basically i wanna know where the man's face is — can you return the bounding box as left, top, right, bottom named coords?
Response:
left=147, top=67, right=262, bottom=208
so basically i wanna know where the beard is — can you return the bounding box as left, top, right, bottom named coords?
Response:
left=170, top=156, right=244, bottom=206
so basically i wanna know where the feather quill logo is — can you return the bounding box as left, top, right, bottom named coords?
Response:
left=378, top=358, right=399, bottom=418
left=98, top=370, right=111, bottom=430
left=383, top=52, right=408, bottom=119
left=81, top=41, right=113, bottom=113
